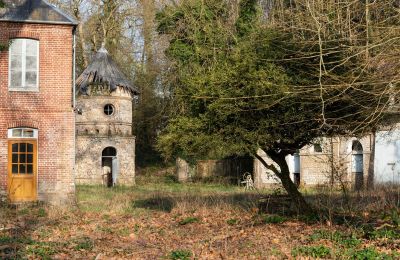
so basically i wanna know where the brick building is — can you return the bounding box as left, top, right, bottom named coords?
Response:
left=0, top=0, right=77, bottom=203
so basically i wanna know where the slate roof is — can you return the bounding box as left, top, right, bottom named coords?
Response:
left=76, top=45, right=139, bottom=95
left=0, top=0, right=77, bottom=25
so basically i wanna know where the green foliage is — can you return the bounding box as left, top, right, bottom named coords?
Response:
left=226, top=218, right=239, bottom=225
left=73, top=237, right=94, bottom=250
left=169, top=249, right=192, bottom=260
left=346, top=247, right=392, bottom=260
left=262, top=214, right=286, bottom=224
left=0, top=1, right=5, bottom=8
left=38, top=208, right=47, bottom=217
left=179, top=217, right=199, bottom=225
left=235, top=0, right=259, bottom=37
left=369, top=228, right=400, bottom=240
left=291, top=245, right=331, bottom=258
left=310, top=229, right=361, bottom=248
left=26, top=242, right=59, bottom=259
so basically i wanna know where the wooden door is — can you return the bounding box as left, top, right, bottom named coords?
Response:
left=8, top=140, right=37, bottom=202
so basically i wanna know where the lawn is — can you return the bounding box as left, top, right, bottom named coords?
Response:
left=1, top=175, right=400, bottom=259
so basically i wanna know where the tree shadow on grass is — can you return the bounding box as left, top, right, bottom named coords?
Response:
left=132, top=193, right=271, bottom=213
left=133, top=197, right=176, bottom=212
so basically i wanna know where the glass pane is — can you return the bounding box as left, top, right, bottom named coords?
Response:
left=27, top=143, right=33, bottom=152
left=19, top=154, right=26, bottom=163
left=20, top=143, right=26, bottom=152
left=12, top=164, right=18, bottom=174
left=26, top=56, right=37, bottom=70
left=27, top=154, right=33, bottom=164
left=26, top=40, right=38, bottom=56
left=12, top=129, right=22, bottom=137
left=12, top=143, right=18, bottom=152
left=10, top=39, right=22, bottom=54
left=10, top=55, right=22, bottom=70
left=25, top=71, right=37, bottom=87
left=27, top=164, right=33, bottom=174
left=10, top=71, right=22, bottom=88
left=12, top=154, right=18, bottom=163
left=19, top=164, right=26, bottom=174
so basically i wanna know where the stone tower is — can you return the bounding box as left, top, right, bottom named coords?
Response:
left=75, top=45, right=139, bottom=186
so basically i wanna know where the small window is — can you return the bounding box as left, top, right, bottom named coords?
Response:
left=104, top=104, right=114, bottom=116
left=9, top=39, right=39, bottom=91
left=314, top=144, right=322, bottom=153
left=8, top=128, right=38, bottom=138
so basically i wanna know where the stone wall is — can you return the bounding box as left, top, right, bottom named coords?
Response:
left=254, top=135, right=374, bottom=189
left=75, top=135, right=135, bottom=185
left=75, top=88, right=136, bottom=185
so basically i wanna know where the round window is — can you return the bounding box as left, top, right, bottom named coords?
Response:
left=104, top=104, right=115, bottom=116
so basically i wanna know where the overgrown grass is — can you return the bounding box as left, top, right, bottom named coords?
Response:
left=2, top=169, right=400, bottom=259
left=76, top=182, right=267, bottom=215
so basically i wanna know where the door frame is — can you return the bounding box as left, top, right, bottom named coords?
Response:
left=7, top=128, right=39, bottom=202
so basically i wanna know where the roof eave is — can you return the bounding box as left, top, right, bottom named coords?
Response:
left=0, top=18, right=78, bottom=26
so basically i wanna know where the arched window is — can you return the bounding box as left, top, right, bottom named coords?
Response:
left=314, top=144, right=322, bottom=153
left=352, top=140, right=363, bottom=153
left=102, top=147, right=116, bottom=157
left=8, top=128, right=38, bottom=138
left=351, top=140, right=363, bottom=172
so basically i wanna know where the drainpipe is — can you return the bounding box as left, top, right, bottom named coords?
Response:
left=72, top=27, right=76, bottom=109
left=72, top=26, right=77, bottom=190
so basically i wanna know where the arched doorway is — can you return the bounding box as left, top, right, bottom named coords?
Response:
left=352, top=140, right=363, bottom=191
left=101, top=147, right=118, bottom=187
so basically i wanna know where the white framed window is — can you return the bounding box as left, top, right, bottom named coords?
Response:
left=8, top=39, right=39, bottom=91
left=8, top=128, right=38, bottom=139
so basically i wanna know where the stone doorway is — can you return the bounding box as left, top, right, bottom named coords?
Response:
left=102, top=147, right=118, bottom=187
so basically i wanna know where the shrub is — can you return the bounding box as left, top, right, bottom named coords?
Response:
left=170, top=249, right=192, bottom=260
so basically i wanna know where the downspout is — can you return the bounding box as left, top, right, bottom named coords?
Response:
left=72, top=26, right=77, bottom=191
left=73, top=27, right=76, bottom=108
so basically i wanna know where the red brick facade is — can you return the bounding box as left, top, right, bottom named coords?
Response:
left=0, top=22, right=75, bottom=203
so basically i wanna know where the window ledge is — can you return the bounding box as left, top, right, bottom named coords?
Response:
left=9, top=87, right=39, bottom=92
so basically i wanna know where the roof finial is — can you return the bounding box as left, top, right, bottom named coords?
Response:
left=98, top=41, right=108, bottom=53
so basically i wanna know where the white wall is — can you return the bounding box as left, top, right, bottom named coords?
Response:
left=374, top=129, right=400, bottom=184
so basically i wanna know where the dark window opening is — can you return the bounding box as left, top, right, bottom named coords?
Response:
left=314, top=144, right=322, bottom=153
left=102, top=147, right=116, bottom=157
left=104, top=104, right=114, bottom=116
left=352, top=140, right=363, bottom=153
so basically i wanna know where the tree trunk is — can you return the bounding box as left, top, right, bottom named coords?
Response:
left=258, top=150, right=314, bottom=214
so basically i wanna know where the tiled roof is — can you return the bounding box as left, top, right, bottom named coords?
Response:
left=0, top=0, right=77, bottom=25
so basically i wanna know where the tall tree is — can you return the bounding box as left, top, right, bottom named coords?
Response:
left=156, top=0, right=397, bottom=213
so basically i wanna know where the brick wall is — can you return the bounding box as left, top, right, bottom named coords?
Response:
left=0, top=22, right=75, bottom=203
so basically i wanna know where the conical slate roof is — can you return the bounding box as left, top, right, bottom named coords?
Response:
left=76, top=45, right=139, bottom=95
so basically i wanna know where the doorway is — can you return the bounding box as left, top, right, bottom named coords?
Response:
left=102, top=147, right=118, bottom=187
left=352, top=140, right=364, bottom=191
left=7, top=128, right=38, bottom=202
